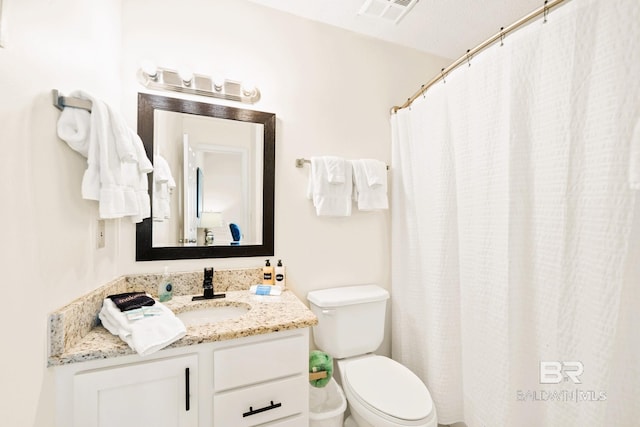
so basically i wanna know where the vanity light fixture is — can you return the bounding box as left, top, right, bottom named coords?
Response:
left=137, top=65, right=261, bottom=104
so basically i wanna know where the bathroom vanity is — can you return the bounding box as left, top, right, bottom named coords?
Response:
left=49, top=270, right=317, bottom=427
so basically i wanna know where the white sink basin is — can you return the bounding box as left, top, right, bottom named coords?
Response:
left=177, top=305, right=250, bottom=326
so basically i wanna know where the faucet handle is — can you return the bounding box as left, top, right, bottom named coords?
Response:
left=192, top=267, right=225, bottom=300
left=203, top=267, right=214, bottom=289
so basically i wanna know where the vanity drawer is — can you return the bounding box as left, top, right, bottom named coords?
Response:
left=213, top=375, right=307, bottom=426
left=214, top=334, right=306, bottom=391
left=258, top=414, right=306, bottom=426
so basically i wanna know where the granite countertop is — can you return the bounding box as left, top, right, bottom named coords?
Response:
left=49, top=290, right=317, bottom=366
left=48, top=271, right=318, bottom=366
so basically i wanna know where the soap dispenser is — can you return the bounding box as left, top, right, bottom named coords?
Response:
left=158, top=266, right=173, bottom=302
left=263, top=259, right=274, bottom=285
left=275, top=259, right=286, bottom=287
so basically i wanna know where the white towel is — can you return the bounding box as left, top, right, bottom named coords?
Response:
left=98, top=297, right=186, bottom=356
left=306, top=156, right=352, bottom=216
left=57, top=107, right=91, bottom=157
left=630, top=119, right=640, bottom=190
left=323, top=156, right=346, bottom=183
left=153, top=154, right=176, bottom=221
left=362, top=159, right=387, bottom=187
left=353, top=159, right=388, bottom=211
left=56, top=90, right=153, bottom=222
left=127, top=130, right=154, bottom=223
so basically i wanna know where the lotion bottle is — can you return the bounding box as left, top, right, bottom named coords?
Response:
left=158, top=266, right=173, bottom=302
left=275, top=259, right=286, bottom=287
left=263, top=259, right=274, bottom=285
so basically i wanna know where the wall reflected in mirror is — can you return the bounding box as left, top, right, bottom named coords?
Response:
left=151, top=110, right=264, bottom=248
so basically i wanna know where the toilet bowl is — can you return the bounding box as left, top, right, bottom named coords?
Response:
left=338, top=355, right=437, bottom=427
left=307, top=285, right=438, bottom=427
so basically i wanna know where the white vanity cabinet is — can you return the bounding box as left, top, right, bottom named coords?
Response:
left=55, top=328, right=310, bottom=427
left=73, top=354, right=198, bottom=427
left=212, top=333, right=308, bottom=426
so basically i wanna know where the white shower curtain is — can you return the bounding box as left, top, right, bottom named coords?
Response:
left=391, top=0, right=640, bottom=426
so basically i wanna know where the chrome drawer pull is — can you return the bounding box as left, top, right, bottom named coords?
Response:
left=242, top=400, right=282, bottom=417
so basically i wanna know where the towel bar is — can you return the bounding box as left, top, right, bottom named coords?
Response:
left=52, top=89, right=92, bottom=112
left=296, top=157, right=389, bottom=170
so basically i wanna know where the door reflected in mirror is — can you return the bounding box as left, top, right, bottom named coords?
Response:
left=136, top=93, right=275, bottom=261
left=151, top=110, right=264, bottom=248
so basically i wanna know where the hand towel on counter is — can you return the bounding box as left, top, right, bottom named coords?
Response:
left=99, top=296, right=186, bottom=356
left=306, top=156, right=353, bottom=216
left=56, top=90, right=153, bottom=223
left=352, top=159, right=389, bottom=211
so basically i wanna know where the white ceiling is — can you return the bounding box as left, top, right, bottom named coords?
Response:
left=247, top=0, right=544, bottom=60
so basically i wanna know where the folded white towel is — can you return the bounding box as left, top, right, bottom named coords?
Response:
left=323, top=156, right=346, bottom=183
left=362, top=159, right=387, bottom=187
left=630, top=119, right=640, bottom=190
left=306, top=156, right=352, bottom=216
left=98, top=297, right=186, bottom=356
left=353, top=159, right=389, bottom=211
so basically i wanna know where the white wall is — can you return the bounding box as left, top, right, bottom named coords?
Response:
left=118, top=1, right=447, bottom=300
left=119, top=0, right=447, bottom=358
left=0, top=0, right=448, bottom=425
left=0, top=1, right=122, bottom=425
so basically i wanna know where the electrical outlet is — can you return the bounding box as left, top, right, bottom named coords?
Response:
left=96, top=220, right=106, bottom=249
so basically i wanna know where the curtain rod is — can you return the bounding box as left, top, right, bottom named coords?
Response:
left=391, top=0, right=568, bottom=113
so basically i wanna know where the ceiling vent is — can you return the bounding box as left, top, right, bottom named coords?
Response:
left=358, top=0, right=419, bottom=24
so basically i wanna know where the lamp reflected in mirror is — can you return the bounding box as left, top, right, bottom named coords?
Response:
left=200, top=211, right=223, bottom=246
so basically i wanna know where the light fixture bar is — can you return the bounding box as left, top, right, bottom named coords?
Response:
left=137, top=66, right=261, bottom=104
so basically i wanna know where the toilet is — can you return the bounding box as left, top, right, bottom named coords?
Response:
left=307, top=285, right=437, bottom=427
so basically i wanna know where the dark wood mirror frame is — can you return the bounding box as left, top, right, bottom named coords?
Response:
left=135, top=93, right=275, bottom=261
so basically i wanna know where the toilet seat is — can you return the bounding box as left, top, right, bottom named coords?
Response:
left=343, top=355, right=433, bottom=423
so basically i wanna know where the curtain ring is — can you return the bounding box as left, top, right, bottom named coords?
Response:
left=421, top=84, right=426, bottom=99
left=500, top=27, right=505, bottom=46
left=466, top=49, right=472, bottom=67
left=441, top=68, right=447, bottom=84
left=408, top=98, right=412, bottom=111
left=543, top=0, right=549, bottom=23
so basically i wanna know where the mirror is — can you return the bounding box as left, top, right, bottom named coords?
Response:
left=136, top=93, right=275, bottom=260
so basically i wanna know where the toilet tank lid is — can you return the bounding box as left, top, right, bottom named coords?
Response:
left=307, top=285, right=389, bottom=308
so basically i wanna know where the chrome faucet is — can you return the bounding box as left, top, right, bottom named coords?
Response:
left=192, top=267, right=226, bottom=301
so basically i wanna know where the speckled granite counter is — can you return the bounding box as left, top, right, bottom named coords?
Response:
left=48, top=268, right=317, bottom=366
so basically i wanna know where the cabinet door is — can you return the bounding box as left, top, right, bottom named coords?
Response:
left=74, top=354, right=198, bottom=427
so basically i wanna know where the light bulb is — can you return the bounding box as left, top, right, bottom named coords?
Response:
left=242, top=81, right=256, bottom=97
left=140, top=60, right=158, bottom=80
left=179, top=68, right=193, bottom=86
left=213, top=77, right=224, bottom=92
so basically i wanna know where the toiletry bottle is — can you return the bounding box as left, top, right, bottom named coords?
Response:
left=263, top=259, right=274, bottom=285
left=275, top=259, right=286, bottom=287
left=158, top=266, right=173, bottom=302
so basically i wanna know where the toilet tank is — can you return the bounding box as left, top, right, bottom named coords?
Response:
left=307, top=285, right=389, bottom=359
